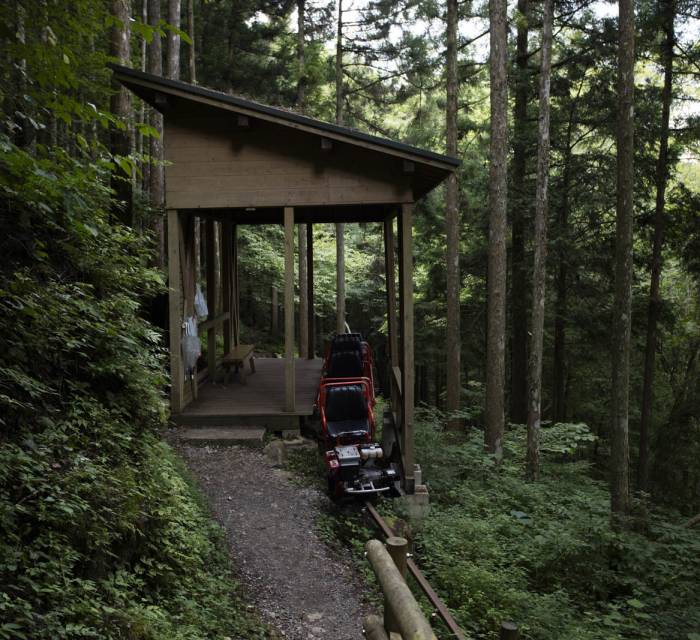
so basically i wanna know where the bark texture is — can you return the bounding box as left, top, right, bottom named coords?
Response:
left=148, top=0, right=165, bottom=264
left=188, top=0, right=196, bottom=83
left=510, top=0, right=530, bottom=425
left=611, top=0, right=635, bottom=518
left=166, top=0, right=181, bottom=80
left=526, top=0, right=553, bottom=481
left=485, top=0, right=508, bottom=456
left=445, top=0, right=461, bottom=429
left=297, top=0, right=306, bottom=108
left=110, top=0, right=132, bottom=225
left=639, top=0, right=674, bottom=492
left=299, top=224, right=308, bottom=356
left=335, top=1, right=345, bottom=335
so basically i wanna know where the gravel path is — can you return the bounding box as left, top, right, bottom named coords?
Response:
left=176, top=442, right=371, bottom=640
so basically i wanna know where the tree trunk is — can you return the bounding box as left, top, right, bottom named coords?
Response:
left=552, top=119, right=572, bottom=423
left=509, top=0, right=530, bottom=425
left=335, top=1, right=345, bottom=335
left=526, top=0, right=553, bottom=481
left=147, top=0, right=165, bottom=265
left=639, top=0, right=674, bottom=493
left=297, top=0, right=306, bottom=109
left=110, top=0, right=132, bottom=226
left=611, top=0, right=635, bottom=519
left=299, top=224, right=308, bottom=356
left=188, top=0, right=196, bottom=83
left=166, top=0, right=181, bottom=80
left=445, top=0, right=462, bottom=430
left=485, top=0, right=509, bottom=457
left=139, top=0, right=149, bottom=195
left=335, top=0, right=344, bottom=126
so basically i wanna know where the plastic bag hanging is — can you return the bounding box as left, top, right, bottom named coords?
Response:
left=182, top=316, right=201, bottom=376
left=194, top=283, right=208, bottom=319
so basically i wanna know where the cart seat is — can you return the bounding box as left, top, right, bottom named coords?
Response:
left=328, top=350, right=364, bottom=378
left=325, top=384, right=370, bottom=439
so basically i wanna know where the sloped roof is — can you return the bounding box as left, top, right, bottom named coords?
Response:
left=110, top=64, right=459, bottom=200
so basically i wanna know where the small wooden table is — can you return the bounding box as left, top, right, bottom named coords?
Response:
left=221, top=344, right=256, bottom=385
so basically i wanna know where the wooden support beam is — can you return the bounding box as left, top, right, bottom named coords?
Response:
left=233, top=224, right=240, bottom=346
left=336, top=222, right=345, bottom=334
left=284, top=207, right=296, bottom=412
left=307, top=223, right=315, bottom=359
left=398, top=203, right=415, bottom=492
left=384, top=216, right=398, bottom=369
left=222, top=219, right=233, bottom=355
left=167, top=209, right=184, bottom=413
left=299, top=224, right=308, bottom=357
left=205, top=218, right=217, bottom=381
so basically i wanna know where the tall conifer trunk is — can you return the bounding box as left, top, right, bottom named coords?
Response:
left=110, top=0, right=132, bottom=225
left=526, top=0, right=553, bottom=480
left=188, top=0, right=196, bottom=83
left=445, top=0, right=461, bottom=429
left=166, top=0, right=181, bottom=80
left=147, top=0, right=165, bottom=264
left=335, top=0, right=345, bottom=334
left=297, top=0, right=306, bottom=109
left=485, top=0, right=508, bottom=456
left=510, top=0, right=530, bottom=425
left=611, top=0, right=635, bottom=519
left=639, top=0, right=674, bottom=492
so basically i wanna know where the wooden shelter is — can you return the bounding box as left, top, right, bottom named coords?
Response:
left=112, top=65, right=458, bottom=491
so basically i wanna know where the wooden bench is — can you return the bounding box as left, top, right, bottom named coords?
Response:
left=221, top=344, right=256, bottom=385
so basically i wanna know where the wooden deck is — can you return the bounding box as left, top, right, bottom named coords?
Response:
left=175, top=357, right=323, bottom=427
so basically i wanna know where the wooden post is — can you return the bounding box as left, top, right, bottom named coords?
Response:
left=222, top=219, right=232, bottom=355
left=384, top=216, right=399, bottom=368
left=500, top=622, right=519, bottom=640
left=307, top=223, right=315, bottom=359
left=299, top=223, right=308, bottom=357
left=167, top=209, right=184, bottom=413
left=284, top=207, right=296, bottom=412
left=233, top=224, right=240, bottom=346
left=399, top=203, right=415, bottom=492
left=271, top=286, right=279, bottom=334
left=365, top=540, right=437, bottom=640
left=336, top=222, right=345, bottom=334
left=384, top=536, right=409, bottom=634
left=384, top=215, right=399, bottom=420
left=205, top=218, right=217, bottom=381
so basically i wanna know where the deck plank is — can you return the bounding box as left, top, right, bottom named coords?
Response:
left=181, top=358, right=322, bottom=417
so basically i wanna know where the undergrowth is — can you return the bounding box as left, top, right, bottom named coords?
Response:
left=0, top=139, right=268, bottom=639
left=379, top=406, right=700, bottom=640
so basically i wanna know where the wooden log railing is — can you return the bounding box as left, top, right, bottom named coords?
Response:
left=364, top=538, right=437, bottom=640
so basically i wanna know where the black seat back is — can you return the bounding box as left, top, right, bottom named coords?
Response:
left=330, top=333, right=363, bottom=355
left=328, top=350, right=363, bottom=378
left=325, top=384, right=367, bottom=421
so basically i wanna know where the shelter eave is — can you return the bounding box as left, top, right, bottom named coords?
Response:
left=109, top=64, right=460, bottom=186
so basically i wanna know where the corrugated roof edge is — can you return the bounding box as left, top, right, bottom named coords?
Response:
left=109, top=63, right=461, bottom=169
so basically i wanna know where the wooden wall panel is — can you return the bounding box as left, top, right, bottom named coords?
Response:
left=163, top=112, right=412, bottom=210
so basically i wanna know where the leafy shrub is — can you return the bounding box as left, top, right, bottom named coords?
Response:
left=0, top=139, right=267, bottom=639
left=386, top=408, right=700, bottom=640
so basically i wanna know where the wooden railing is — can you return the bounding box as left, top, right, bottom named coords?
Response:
left=364, top=537, right=437, bottom=640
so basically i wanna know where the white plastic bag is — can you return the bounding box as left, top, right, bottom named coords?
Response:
left=194, top=283, right=209, bottom=319
left=182, top=316, right=201, bottom=374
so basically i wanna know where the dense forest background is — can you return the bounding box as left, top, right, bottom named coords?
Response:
left=1, top=0, right=699, bottom=638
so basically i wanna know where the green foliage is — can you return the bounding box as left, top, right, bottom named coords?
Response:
left=392, top=410, right=700, bottom=640
left=0, top=138, right=268, bottom=638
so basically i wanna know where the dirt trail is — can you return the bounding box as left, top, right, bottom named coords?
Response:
left=175, top=441, right=371, bottom=640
